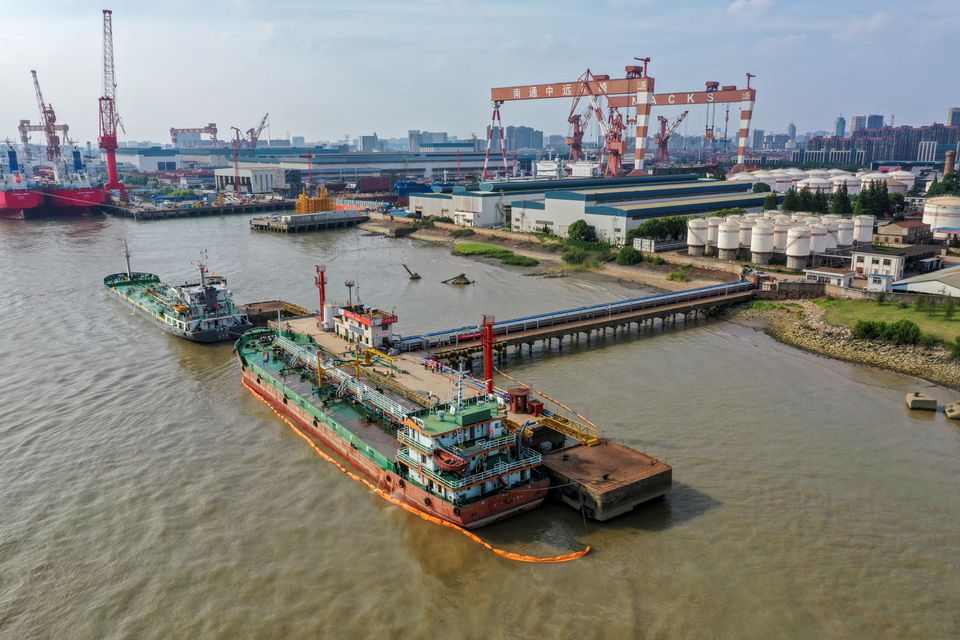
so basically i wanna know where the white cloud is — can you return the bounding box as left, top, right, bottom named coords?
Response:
left=727, top=0, right=774, bottom=14
left=832, top=12, right=889, bottom=41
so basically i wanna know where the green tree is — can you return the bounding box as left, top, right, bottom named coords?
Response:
left=616, top=246, right=642, bottom=265
left=782, top=188, right=800, bottom=212
left=711, top=166, right=727, bottom=181
left=890, top=192, right=905, bottom=212
left=812, top=189, right=829, bottom=214
left=763, top=193, right=779, bottom=210
left=567, top=219, right=597, bottom=242
left=752, top=181, right=771, bottom=193
left=797, top=187, right=813, bottom=211
left=830, top=182, right=853, bottom=215
left=944, top=297, right=956, bottom=321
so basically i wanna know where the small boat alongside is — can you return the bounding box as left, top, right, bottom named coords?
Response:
left=104, top=241, right=252, bottom=343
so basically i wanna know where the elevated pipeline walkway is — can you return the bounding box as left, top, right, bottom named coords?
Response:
left=395, top=281, right=755, bottom=362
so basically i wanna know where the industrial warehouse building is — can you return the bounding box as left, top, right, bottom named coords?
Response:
left=408, top=174, right=773, bottom=244
left=213, top=167, right=277, bottom=194
left=893, top=265, right=960, bottom=297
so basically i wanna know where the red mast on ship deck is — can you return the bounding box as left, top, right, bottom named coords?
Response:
left=315, top=264, right=327, bottom=326
left=481, top=314, right=495, bottom=394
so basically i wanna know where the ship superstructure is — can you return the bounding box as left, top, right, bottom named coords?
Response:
left=0, top=146, right=43, bottom=219
left=105, top=245, right=252, bottom=343
left=41, top=146, right=107, bottom=214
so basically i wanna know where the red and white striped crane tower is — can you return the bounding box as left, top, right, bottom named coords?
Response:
left=98, top=9, right=125, bottom=193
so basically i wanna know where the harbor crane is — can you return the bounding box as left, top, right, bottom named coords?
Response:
left=170, top=123, right=217, bottom=147
left=653, top=110, right=689, bottom=166
left=488, top=62, right=757, bottom=174
left=246, top=113, right=269, bottom=150
left=98, top=9, right=125, bottom=193
left=28, top=70, right=65, bottom=162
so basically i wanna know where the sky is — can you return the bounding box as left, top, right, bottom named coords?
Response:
left=1, top=0, right=958, bottom=146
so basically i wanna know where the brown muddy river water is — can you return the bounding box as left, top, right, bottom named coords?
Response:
left=1, top=215, right=958, bottom=639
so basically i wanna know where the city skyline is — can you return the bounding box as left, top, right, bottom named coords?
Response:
left=1, top=0, right=958, bottom=146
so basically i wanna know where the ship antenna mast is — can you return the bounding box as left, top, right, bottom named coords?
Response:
left=123, top=238, right=132, bottom=279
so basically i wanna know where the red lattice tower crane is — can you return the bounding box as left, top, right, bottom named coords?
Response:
left=604, top=107, right=626, bottom=177
left=31, top=70, right=64, bottom=162
left=653, top=110, right=689, bottom=166
left=315, top=265, right=327, bottom=326
left=98, top=9, right=125, bottom=193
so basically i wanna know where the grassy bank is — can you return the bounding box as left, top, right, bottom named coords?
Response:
left=452, top=242, right=539, bottom=267
left=816, top=298, right=960, bottom=343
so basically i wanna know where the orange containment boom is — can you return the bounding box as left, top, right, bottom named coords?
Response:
left=242, top=380, right=591, bottom=563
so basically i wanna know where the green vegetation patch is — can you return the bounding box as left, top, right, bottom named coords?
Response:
left=819, top=298, right=960, bottom=343
left=453, top=242, right=538, bottom=267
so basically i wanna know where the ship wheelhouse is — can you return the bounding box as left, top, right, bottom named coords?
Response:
left=396, top=397, right=542, bottom=506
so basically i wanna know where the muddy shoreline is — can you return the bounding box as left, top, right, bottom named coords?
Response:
left=729, top=301, right=960, bottom=391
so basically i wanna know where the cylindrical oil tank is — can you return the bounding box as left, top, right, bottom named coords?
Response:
left=809, top=224, right=828, bottom=253
left=687, top=218, right=708, bottom=256
left=791, top=212, right=811, bottom=224
left=751, top=223, right=775, bottom=264
left=823, top=221, right=839, bottom=249
left=706, top=217, right=721, bottom=255
left=786, top=226, right=811, bottom=270
left=923, top=196, right=960, bottom=239
left=831, top=175, right=861, bottom=196
left=854, top=215, right=874, bottom=243
left=797, top=177, right=832, bottom=193
left=773, top=221, right=791, bottom=251
left=837, top=219, right=855, bottom=246
left=717, top=221, right=740, bottom=261
left=888, top=170, right=916, bottom=191
left=738, top=219, right=755, bottom=248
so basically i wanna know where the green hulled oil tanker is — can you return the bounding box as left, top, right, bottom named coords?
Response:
left=105, top=242, right=252, bottom=343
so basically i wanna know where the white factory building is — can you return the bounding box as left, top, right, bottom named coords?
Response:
left=409, top=175, right=774, bottom=245
left=213, top=167, right=278, bottom=194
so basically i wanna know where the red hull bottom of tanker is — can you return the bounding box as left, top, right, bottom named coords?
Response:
left=0, top=191, right=45, bottom=219
left=243, top=369, right=549, bottom=529
left=42, top=189, right=107, bottom=216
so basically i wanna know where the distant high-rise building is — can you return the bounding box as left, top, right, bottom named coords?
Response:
left=360, top=133, right=382, bottom=152
left=505, top=125, right=544, bottom=150
left=752, top=129, right=765, bottom=149
left=852, top=115, right=867, bottom=132
left=866, top=114, right=884, bottom=130
left=407, top=130, right=448, bottom=152
left=787, top=123, right=796, bottom=140
left=292, top=136, right=305, bottom=146
left=834, top=116, right=846, bottom=138
left=949, top=108, right=960, bottom=127
left=546, top=134, right=568, bottom=151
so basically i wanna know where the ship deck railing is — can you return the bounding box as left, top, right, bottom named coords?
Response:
left=449, top=433, right=517, bottom=457
left=396, top=447, right=541, bottom=490
left=273, top=335, right=409, bottom=421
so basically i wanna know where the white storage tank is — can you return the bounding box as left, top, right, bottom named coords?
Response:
left=797, top=177, right=833, bottom=193
left=831, top=174, right=861, bottom=196
left=824, top=220, right=840, bottom=249
left=888, top=170, right=917, bottom=191
left=738, top=219, right=755, bottom=248
left=859, top=172, right=889, bottom=190
left=809, top=224, right=828, bottom=253
left=687, top=218, right=709, bottom=256
left=773, top=221, right=791, bottom=251
left=922, top=196, right=960, bottom=239
left=837, top=219, right=855, bottom=246
left=717, top=221, right=740, bottom=261
left=751, top=223, right=775, bottom=264
left=786, top=226, right=811, bottom=270
left=706, top=217, right=721, bottom=255
left=853, top=215, right=874, bottom=243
